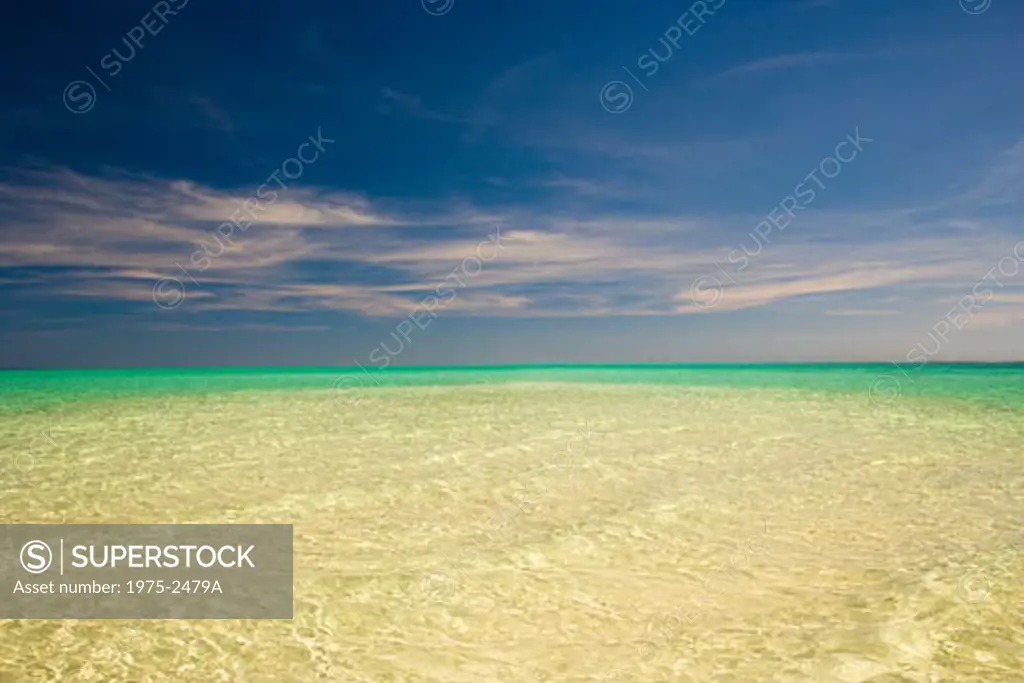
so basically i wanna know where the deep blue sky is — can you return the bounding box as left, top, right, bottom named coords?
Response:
left=1, top=0, right=1022, bottom=367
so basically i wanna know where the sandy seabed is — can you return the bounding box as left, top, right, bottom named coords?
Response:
left=1, top=382, right=1022, bottom=682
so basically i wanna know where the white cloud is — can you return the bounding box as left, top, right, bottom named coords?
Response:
left=1, top=150, right=1021, bottom=326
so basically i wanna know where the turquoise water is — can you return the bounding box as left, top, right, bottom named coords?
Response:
left=3, top=363, right=1024, bottom=413
left=1, top=364, right=1022, bottom=680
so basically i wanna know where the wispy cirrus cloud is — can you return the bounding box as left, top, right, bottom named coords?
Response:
left=379, top=87, right=469, bottom=125
left=187, top=94, right=233, bottom=132
left=825, top=308, right=902, bottom=316
left=706, top=51, right=873, bottom=80
left=147, top=322, right=331, bottom=333
left=1, top=132, right=1022, bottom=322
left=676, top=257, right=990, bottom=314
left=954, top=139, right=1024, bottom=207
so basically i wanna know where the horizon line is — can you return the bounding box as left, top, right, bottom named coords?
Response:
left=3, top=361, right=1024, bottom=372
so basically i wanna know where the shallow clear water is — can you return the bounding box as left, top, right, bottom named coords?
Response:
left=1, top=366, right=1022, bottom=681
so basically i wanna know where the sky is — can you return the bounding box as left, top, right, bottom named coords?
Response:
left=1, top=0, right=1022, bottom=368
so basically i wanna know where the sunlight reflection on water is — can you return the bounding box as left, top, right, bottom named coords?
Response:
left=0, top=381, right=1021, bottom=681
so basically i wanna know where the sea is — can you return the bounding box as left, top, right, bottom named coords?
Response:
left=1, top=364, right=1021, bottom=681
